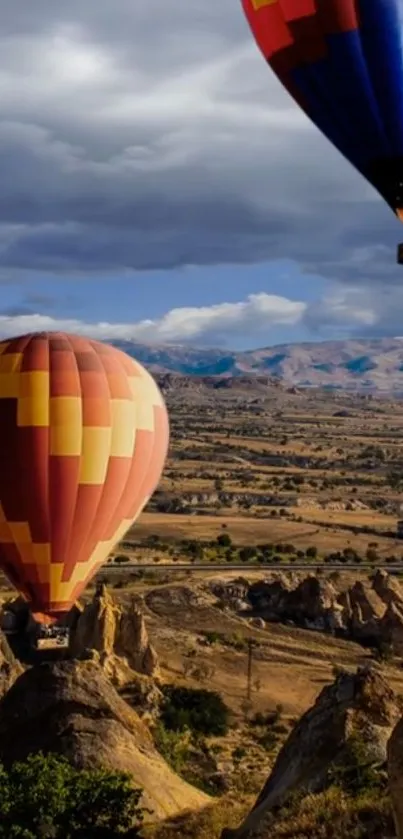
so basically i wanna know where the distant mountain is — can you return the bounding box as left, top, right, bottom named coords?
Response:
left=110, top=337, right=403, bottom=393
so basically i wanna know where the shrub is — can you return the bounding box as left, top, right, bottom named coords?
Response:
left=0, top=752, right=143, bottom=838
left=216, top=533, right=232, bottom=548
left=239, top=546, right=256, bottom=563
left=153, top=723, right=191, bottom=774
left=160, top=686, right=230, bottom=737
left=202, top=630, right=222, bottom=646
left=327, top=733, right=387, bottom=797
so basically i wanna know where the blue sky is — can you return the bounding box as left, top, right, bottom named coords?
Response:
left=0, top=262, right=332, bottom=349
left=0, top=1, right=401, bottom=349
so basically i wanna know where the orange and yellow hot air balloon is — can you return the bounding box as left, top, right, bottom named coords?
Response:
left=0, top=332, right=169, bottom=623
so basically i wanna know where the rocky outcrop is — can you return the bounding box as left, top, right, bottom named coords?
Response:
left=220, top=572, right=403, bottom=650
left=372, top=570, right=403, bottom=608
left=388, top=713, right=403, bottom=838
left=341, top=581, right=386, bottom=643
left=247, top=576, right=293, bottom=619
left=210, top=578, right=250, bottom=610
left=121, top=672, right=163, bottom=721
left=0, top=629, right=23, bottom=697
left=69, top=585, right=158, bottom=677
left=0, top=659, right=209, bottom=821
left=286, top=576, right=338, bottom=630
left=226, top=666, right=401, bottom=839
left=350, top=581, right=386, bottom=623
left=69, top=584, right=118, bottom=659
left=115, top=598, right=159, bottom=676
left=247, top=575, right=340, bottom=632
left=380, top=602, right=403, bottom=655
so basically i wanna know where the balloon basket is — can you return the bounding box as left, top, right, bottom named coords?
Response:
left=397, top=243, right=403, bottom=264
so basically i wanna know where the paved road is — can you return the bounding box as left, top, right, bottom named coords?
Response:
left=97, top=563, right=403, bottom=573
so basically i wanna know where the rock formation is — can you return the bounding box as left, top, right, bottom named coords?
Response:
left=219, top=571, right=403, bottom=649
left=69, top=585, right=159, bottom=678
left=247, top=576, right=293, bottom=620
left=286, top=576, right=338, bottom=629
left=350, top=580, right=386, bottom=623
left=121, top=671, right=163, bottom=721
left=0, top=629, right=23, bottom=697
left=373, top=569, right=403, bottom=608
left=115, top=597, right=159, bottom=676
left=388, top=712, right=403, bottom=838
left=247, top=575, right=340, bottom=632
left=69, top=583, right=118, bottom=659
left=381, top=602, right=403, bottom=655
left=210, top=579, right=250, bottom=609
left=0, top=659, right=209, bottom=821
left=226, top=666, right=401, bottom=839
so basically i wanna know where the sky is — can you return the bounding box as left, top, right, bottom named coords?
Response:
left=0, top=1, right=402, bottom=350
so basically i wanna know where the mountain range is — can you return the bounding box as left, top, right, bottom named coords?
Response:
left=110, top=337, right=403, bottom=393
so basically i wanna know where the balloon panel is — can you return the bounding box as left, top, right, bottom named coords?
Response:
left=242, top=0, right=403, bottom=215
left=0, top=332, right=169, bottom=620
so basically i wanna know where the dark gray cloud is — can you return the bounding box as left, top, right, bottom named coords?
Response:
left=0, top=0, right=399, bottom=289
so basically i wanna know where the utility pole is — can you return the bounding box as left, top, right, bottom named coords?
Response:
left=247, top=639, right=256, bottom=701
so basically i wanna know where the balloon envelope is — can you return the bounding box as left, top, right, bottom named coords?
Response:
left=242, top=0, right=403, bottom=219
left=0, top=332, right=169, bottom=622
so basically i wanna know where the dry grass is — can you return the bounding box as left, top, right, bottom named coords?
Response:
left=145, top=788, right=393, bottom=839
left=116, top=381, right=403, bottom=563
left=129, top=511, right=401, bottom=557
left=144, top=796, right=251, bottom=839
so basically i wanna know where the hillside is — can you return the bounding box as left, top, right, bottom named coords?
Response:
left=110, top=337, right=403, bottom=393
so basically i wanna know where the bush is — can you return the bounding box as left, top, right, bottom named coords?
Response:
left=327, top=733, right=387, bottom=797
left=153, top=723, right=191, bottom=774
left=0, top=752, right=144, bottom=838
left=216, top=533, right=232, bottom=548
left=160, top=686, right=230, bottom=737
left=202, top=630, right=222, bottom=645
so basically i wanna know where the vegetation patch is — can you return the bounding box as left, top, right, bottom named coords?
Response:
left=0, top=752, right=144, bottom=838
left=160, top=685, right=230, bottom=737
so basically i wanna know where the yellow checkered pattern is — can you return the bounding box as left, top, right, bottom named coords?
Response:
left=0, top=335, right=169, bottom=616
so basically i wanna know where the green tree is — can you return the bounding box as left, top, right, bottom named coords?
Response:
left=160, top=686, right=230, bottom=737
left=239, top=546, right=255, bottom=563
left=0, top=753, right=143, bottom=838
left=114, top=554, right=130, bottom=564
left=216, top=532, right=232, bottom=548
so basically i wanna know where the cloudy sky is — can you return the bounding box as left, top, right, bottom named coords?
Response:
left=0, top=0, right=401, bottom=349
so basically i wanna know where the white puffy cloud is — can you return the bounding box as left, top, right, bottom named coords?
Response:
left=0, top=286, right=398, bottom=347
left=0, top=293, right=305, bottom=344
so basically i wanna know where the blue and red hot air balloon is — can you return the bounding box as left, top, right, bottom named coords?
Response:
left=241, top=0, right=403, bottom=262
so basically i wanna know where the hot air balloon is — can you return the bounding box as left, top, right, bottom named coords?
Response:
left=241, top=0, right=403, bottom=262
left=0, top=332, right=169, bottom=624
